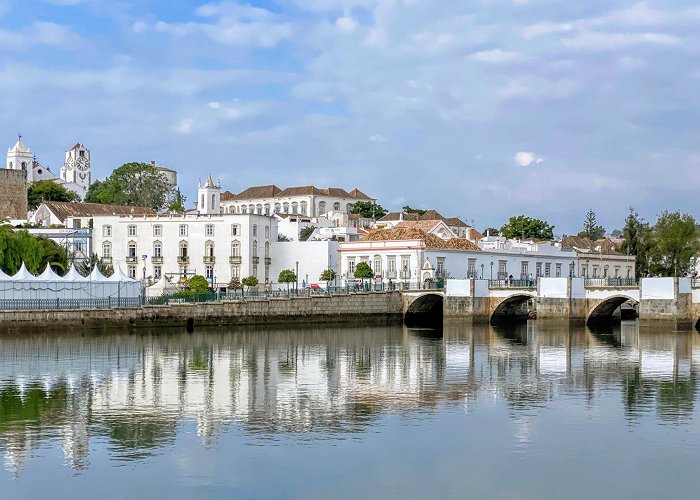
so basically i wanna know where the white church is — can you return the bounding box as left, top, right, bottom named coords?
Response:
left=5, top=135, right=92, bottom=199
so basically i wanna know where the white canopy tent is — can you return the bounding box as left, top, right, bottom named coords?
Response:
left=146, top=276, right=179, bottom=298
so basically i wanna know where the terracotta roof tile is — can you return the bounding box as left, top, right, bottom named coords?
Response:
left=232, top=185, right=282, bottom=200
left=362, top=228, right=480, bottom=251
left=43, top=201, right=155, bottom=221
left=220, top=190, right=236, bottom=201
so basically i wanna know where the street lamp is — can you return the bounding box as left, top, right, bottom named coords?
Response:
left=141, top=254, right=147, bottom=302
left=586, top=259, right=590, bottom=278
left=490, top=261, right=493, bottom=280
left=295, top=260, right=299, bottom=294
left=480, top=263, right=484, bottom=279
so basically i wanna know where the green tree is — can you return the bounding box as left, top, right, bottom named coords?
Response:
left=299, top=226, right=316, bottom=242
left=89, top=162, right=171, bottom=209
left=402, top=205, right=426, bottom=215
left=76, top=253, right=114, bottom=277
left=85, top=179, right=105, bottom=203
left=0, top=227, right=68, bottom=275
left=320, top=269, right=336, bottom=287
left=27, top=180, right=80, bottom=209
left=619, top=208, right=653, bottom=278
left=228, top=277, right=242, bottom=290
left=578, top=209, right=606, bottom=240
left=648, top=211, right=699, bottom=276
left=354, top=261, right=374, bottom=286
left=241, top=276, right=259, bottom=290
left=187, top=275, right=210, bottom=294
left=278, top=269, right=297, bottom=292
left=168, top=188, right=187, bottom=213
left=482, top=227, right=500, bottom=236
left=499, top=215, right=554, bottom=240
left=350, top=201, right=387, bottom=219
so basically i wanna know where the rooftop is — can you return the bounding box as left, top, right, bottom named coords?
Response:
left=41, top=201, right=156, bottom=221
left=229, top=185, right=372, bottom=201
left=361, top=227, right=480, bottom=251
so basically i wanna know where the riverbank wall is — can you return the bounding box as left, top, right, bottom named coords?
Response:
left=0, top=292, right=404, bottom=332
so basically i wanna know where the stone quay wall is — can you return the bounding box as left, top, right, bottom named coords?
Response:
left=0, top=169, right=27, bottom=220
left=0, top=292, right=404, bottom=332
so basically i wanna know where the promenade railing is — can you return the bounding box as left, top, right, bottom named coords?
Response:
left=0, top=297, right=142, bottom=311
left=584, top=278, right=637, bottom=288
left=488, top=279, right=536, bottom=290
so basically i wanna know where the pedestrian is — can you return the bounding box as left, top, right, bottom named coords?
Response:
left=508, top=274, right=514, bottom=286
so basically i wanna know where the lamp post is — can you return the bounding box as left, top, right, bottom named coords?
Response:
left=490, top=261, right=493, bottom=280
left=586, top=259, right=590, bottom=279
left=141, top=254, right=147, bottom=303
left=480, top=263, right=484, bottom=279
left=295, top=260, right=299, bottom=295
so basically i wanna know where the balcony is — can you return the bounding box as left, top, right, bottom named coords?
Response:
left=264, top=257, right=272, bottom=265
left=203, top=256, right=216, bottom=265
left=177, top=255, right=189, bottom=265
left=126, top=256, right=137, bottom=264
left=101, top=257, right=112, bottom=264
left=252, top=256, right=259, bottom=265
left=151, top=256, right=163, bottom=264
left=229, top=256, right=242, bottom=264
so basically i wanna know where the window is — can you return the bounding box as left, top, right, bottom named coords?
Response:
left=265, top=226, right=270, bottom=239
left=265, top=241, right=270, bottom=258
left=154, top=266, right=162, bottom=280
left=79, top=150, right=85, bottom=158
left=569, top=262, right=575, bottom=277
left=128, top=266, right=136, bottom=279
left=21, top=162, right=26, bottom=171
left=102, top=225, right=112, bottom=237
left=614, top=266, right=620, bottom=278
left=374, top=256, right=382, bottom=275
left=179, top=224, right=188, bottom=237
left=318, top=201, right=326, bottom=215
left=348, top=259, right=356, bottom=274
left=102, top=242, right=112, bottom=259
left=603, top=265, right=609, bottom=278
left=437, top=258, right=445, bottom=277
left=498, top=260, right=507, bottom=280
left=300, top=202, right=308, bottom=215
left=252, top=265, right=258, bottom=277
left=205, top=265, right=214, bottom=281
left=127, top=242, right=137, bottom=259
left=73, top=219, right=82, bottom=229
left=265, top=265, right=270, bottom=283
left=205, top=241, right=215, bottom=257
left=252, top=241, right=258, bottom=257
left=545, top=263, right=551, bottom=277
left=200, top=194, right=204, bottom=208
left=153, top=224, right=162, bottom=237
left=536, top=262, right=542, bottom=277
left=274, top=203, right=281, bottom=213
left=521, top=261, right=529, bottom=280
left=333, top=202, right=340, bottom=211
left=283, top=203, right=289, bottom=214
left=153, top=241, right=162, bottom=257
left=231, top=241, right=240, bottom=257
left=231, top=224, right=240, bottom=236
left=468, top=258, right=476, bottom=278
left=291, top=202, right=298, bottom=213
left=241, top=206, right=247, bottom=214
left=556, top=263, right=562, bottom=277
left=211, top=194, right=216, bottom=207
left=388, top=257, right=396, bottom=274
left=593, top=266, right=599, bottom=278
left=346, top=203, right=353, bottom=214
left=179, top=241, right=188, bottom=258
left=231, top=266, right=240, bottom=278
left=205, top=224, right=214, bottom=237
left=264, top=204, right=270, bottom=216
left=128, top=225, right=137, bottom=237
left=253, top=224, right=257, bottom=237
left=256, top=205, right=263, bottom=215
left=401, top=257, right=411, bottom=278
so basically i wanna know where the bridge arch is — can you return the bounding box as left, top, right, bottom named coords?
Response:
left=490, top=294, right=534, bottom=325
left=404, top=293, right=444, bottom=328
left=587, top=295, right=638, bottom=324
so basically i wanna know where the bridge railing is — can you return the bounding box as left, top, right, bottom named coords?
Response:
left=584, top=278, right=637, bottom=288
left=692, top=279, right=700, bottom=288
left=488, top=279, right=536, bottom=290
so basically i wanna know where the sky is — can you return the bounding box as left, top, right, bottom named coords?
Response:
left=1, top=0, right=699, bottom=235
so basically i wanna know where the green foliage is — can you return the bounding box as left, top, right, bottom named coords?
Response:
left=648, top=211, right=699, bottom=276
left=299, top=226, right=316, bottom=242
left=277, top=234, right=290, bottom=242
left=0, top=227, right=68, bottom=275
left=482, top=227, right=500, bottom=236
left=402, top=205, right=426, bottom=215
left=354, top=262, right=374, bottom=280
left=27, top=180, right=80, bottom=209
left=76, top=253, right=114, bottom=277
left=320, top=269, right=336, bottom=283
left=278, top=269, right=296, bottom=291
left=187, top=275, right=210, bottom=294
left=619, top=208, right=652, bottom=279
left=350, top=201, right=387, bottom=219
left=168, top=188, right=186, bottom=213
left=500, top=215, right=554, bottom=240
left=241, top=276, right=259, bottom=288
left=86, top=162, right=171, bottom=209
left=578, top=209, right=606, bottom=240
left=228, top=277, right=242, bottom=290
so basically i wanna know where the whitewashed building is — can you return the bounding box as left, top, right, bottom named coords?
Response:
left=220, top=185, right=374, bottom=217
left=269, top=241, right=340, bottom=288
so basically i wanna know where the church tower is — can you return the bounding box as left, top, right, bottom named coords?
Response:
left=198, top=175, right=221, bottom=215
left=6, top=134, right=34, bottom=181
left=60, top=143, right=91, bottom=195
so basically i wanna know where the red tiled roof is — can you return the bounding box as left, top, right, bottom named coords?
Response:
left=43, top=201, right=155, bottom=221
left=362, top=228, right=480, bottom=251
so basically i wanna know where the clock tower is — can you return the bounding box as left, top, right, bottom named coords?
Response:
left=60, top=143, right=91, bottom=195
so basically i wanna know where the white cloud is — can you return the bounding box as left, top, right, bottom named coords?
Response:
left=175, top=118, right=194, bottom=134
left=522, top=22, right=574, bottom=40
left=0, top=22, right=80, bottom=49
left=468, top=48, right=519, bottom=64
left=369, top=134, right=387, bottom=143
left=335, top=15, right=357, bottom=33
left=208, top=101, right=221, bottom=109
left=514, top=152, right=543, bottom=167
left=560, top=31, right=680, bottom=51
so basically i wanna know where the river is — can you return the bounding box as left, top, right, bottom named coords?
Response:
left=1, top=320, right=699, bottom=499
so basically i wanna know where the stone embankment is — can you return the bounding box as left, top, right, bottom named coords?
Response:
left=0, top=292, right=404, bottom=333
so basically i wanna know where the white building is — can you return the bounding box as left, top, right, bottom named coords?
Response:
left=269, top=241, right=340, bottom=288
left=91, top=180, right=276, bottom=286
left=5, top=136, right=92, bottom=198
left=376, top=210, right=477, bottom=239
left=220, top=185, right=374, bottom=217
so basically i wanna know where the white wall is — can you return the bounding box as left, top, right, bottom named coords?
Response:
left=270, top=241, right=339, bottom=287
left=539, top=278, right=568, bottom=298
left=446, top=279, right=470, bottom=297
left=641, top=278, right=675, bottom=300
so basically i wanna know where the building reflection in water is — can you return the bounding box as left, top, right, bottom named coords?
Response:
left=0, top=321, right=697, bottom=476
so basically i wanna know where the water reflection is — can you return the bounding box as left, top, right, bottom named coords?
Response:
left=0, top=321, right=698, bottom=476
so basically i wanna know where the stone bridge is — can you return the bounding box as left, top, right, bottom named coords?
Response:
left=400, top=277, right=698, bottom=327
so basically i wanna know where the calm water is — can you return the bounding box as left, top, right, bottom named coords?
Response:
left=1, top=321, right=699, bottom=499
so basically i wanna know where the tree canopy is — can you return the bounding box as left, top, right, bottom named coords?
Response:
left=0, top=226, right=68, bottom=275
left=350, top=201, right=387, bottom=219
left=27, top=180, right=80, bottom=209
left=482, top=227, right=500, bottom=237
left=499, top=215, right=554, bottom=240
left=278, top=269, right=296, bottom=290
left=320, top=269, right=336, bottom=283
left=85, top=162, right=171, bottom=209
left=578, top=209, right=606, bottom=240
left=648, top=211, right=699, bottom=276
left=619, top=208, right=652, bottom=279
left=241, top=276, right=259, bottom=288
left=187, top=275, right=210, bottom=294
left=402, top=205, right=426, bottom=215
left=299, top=226, right=316, bottom=242
left=354, top=262, right=374, bottom=280
left=76, top=253, right=114, bottom=277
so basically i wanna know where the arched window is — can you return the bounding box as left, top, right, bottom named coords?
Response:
left=21, top=162, right=26, bottom=171
left=318, top=201, right=326, bottom=215
left=8, top=162, right=12, bottom=168
left=200, top=194, right=204, bottom=208
left=252, top=240, right=258, bottom=257
left=256, top=204, right=263, bottom=215
left=291, top=202, right=298, bottom=213
left=211, top=194, right=216, bottom=207
left=333, top=202, right=340, bottom=211
left=179, top=240, right=188, bottom=257
left=283, top=203, right=289, bottom=214
left=346, top=203, right=352, bottom=214
left=241, top=206, right=247, bottom=214
left=231, top=240, right=240, bottom=257
left=274, top=203, right=281, bottom=213
left=153, top=241, right=162, bottom=258
left=300, top=202, right=308, bottom=215
left=265, top=241, right=270, bottom=258
left=102, top=242, right=112, bottom=259
left=205, top=240, right=215, bottom=257
left=127, top=241, right=137, bottom=259
left=264, top=204, right=270, bottom=215
left=248, top=204, right=254, bottom=214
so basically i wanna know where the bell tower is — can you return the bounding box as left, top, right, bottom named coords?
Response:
left=61, top=143, right=91, bottom=194
left=6, top=133, right=34, bottom=181
left=198, top=175, right=221, bottom=215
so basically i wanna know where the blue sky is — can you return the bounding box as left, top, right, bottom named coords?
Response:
left=1, top=0, right=699, bottom=235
